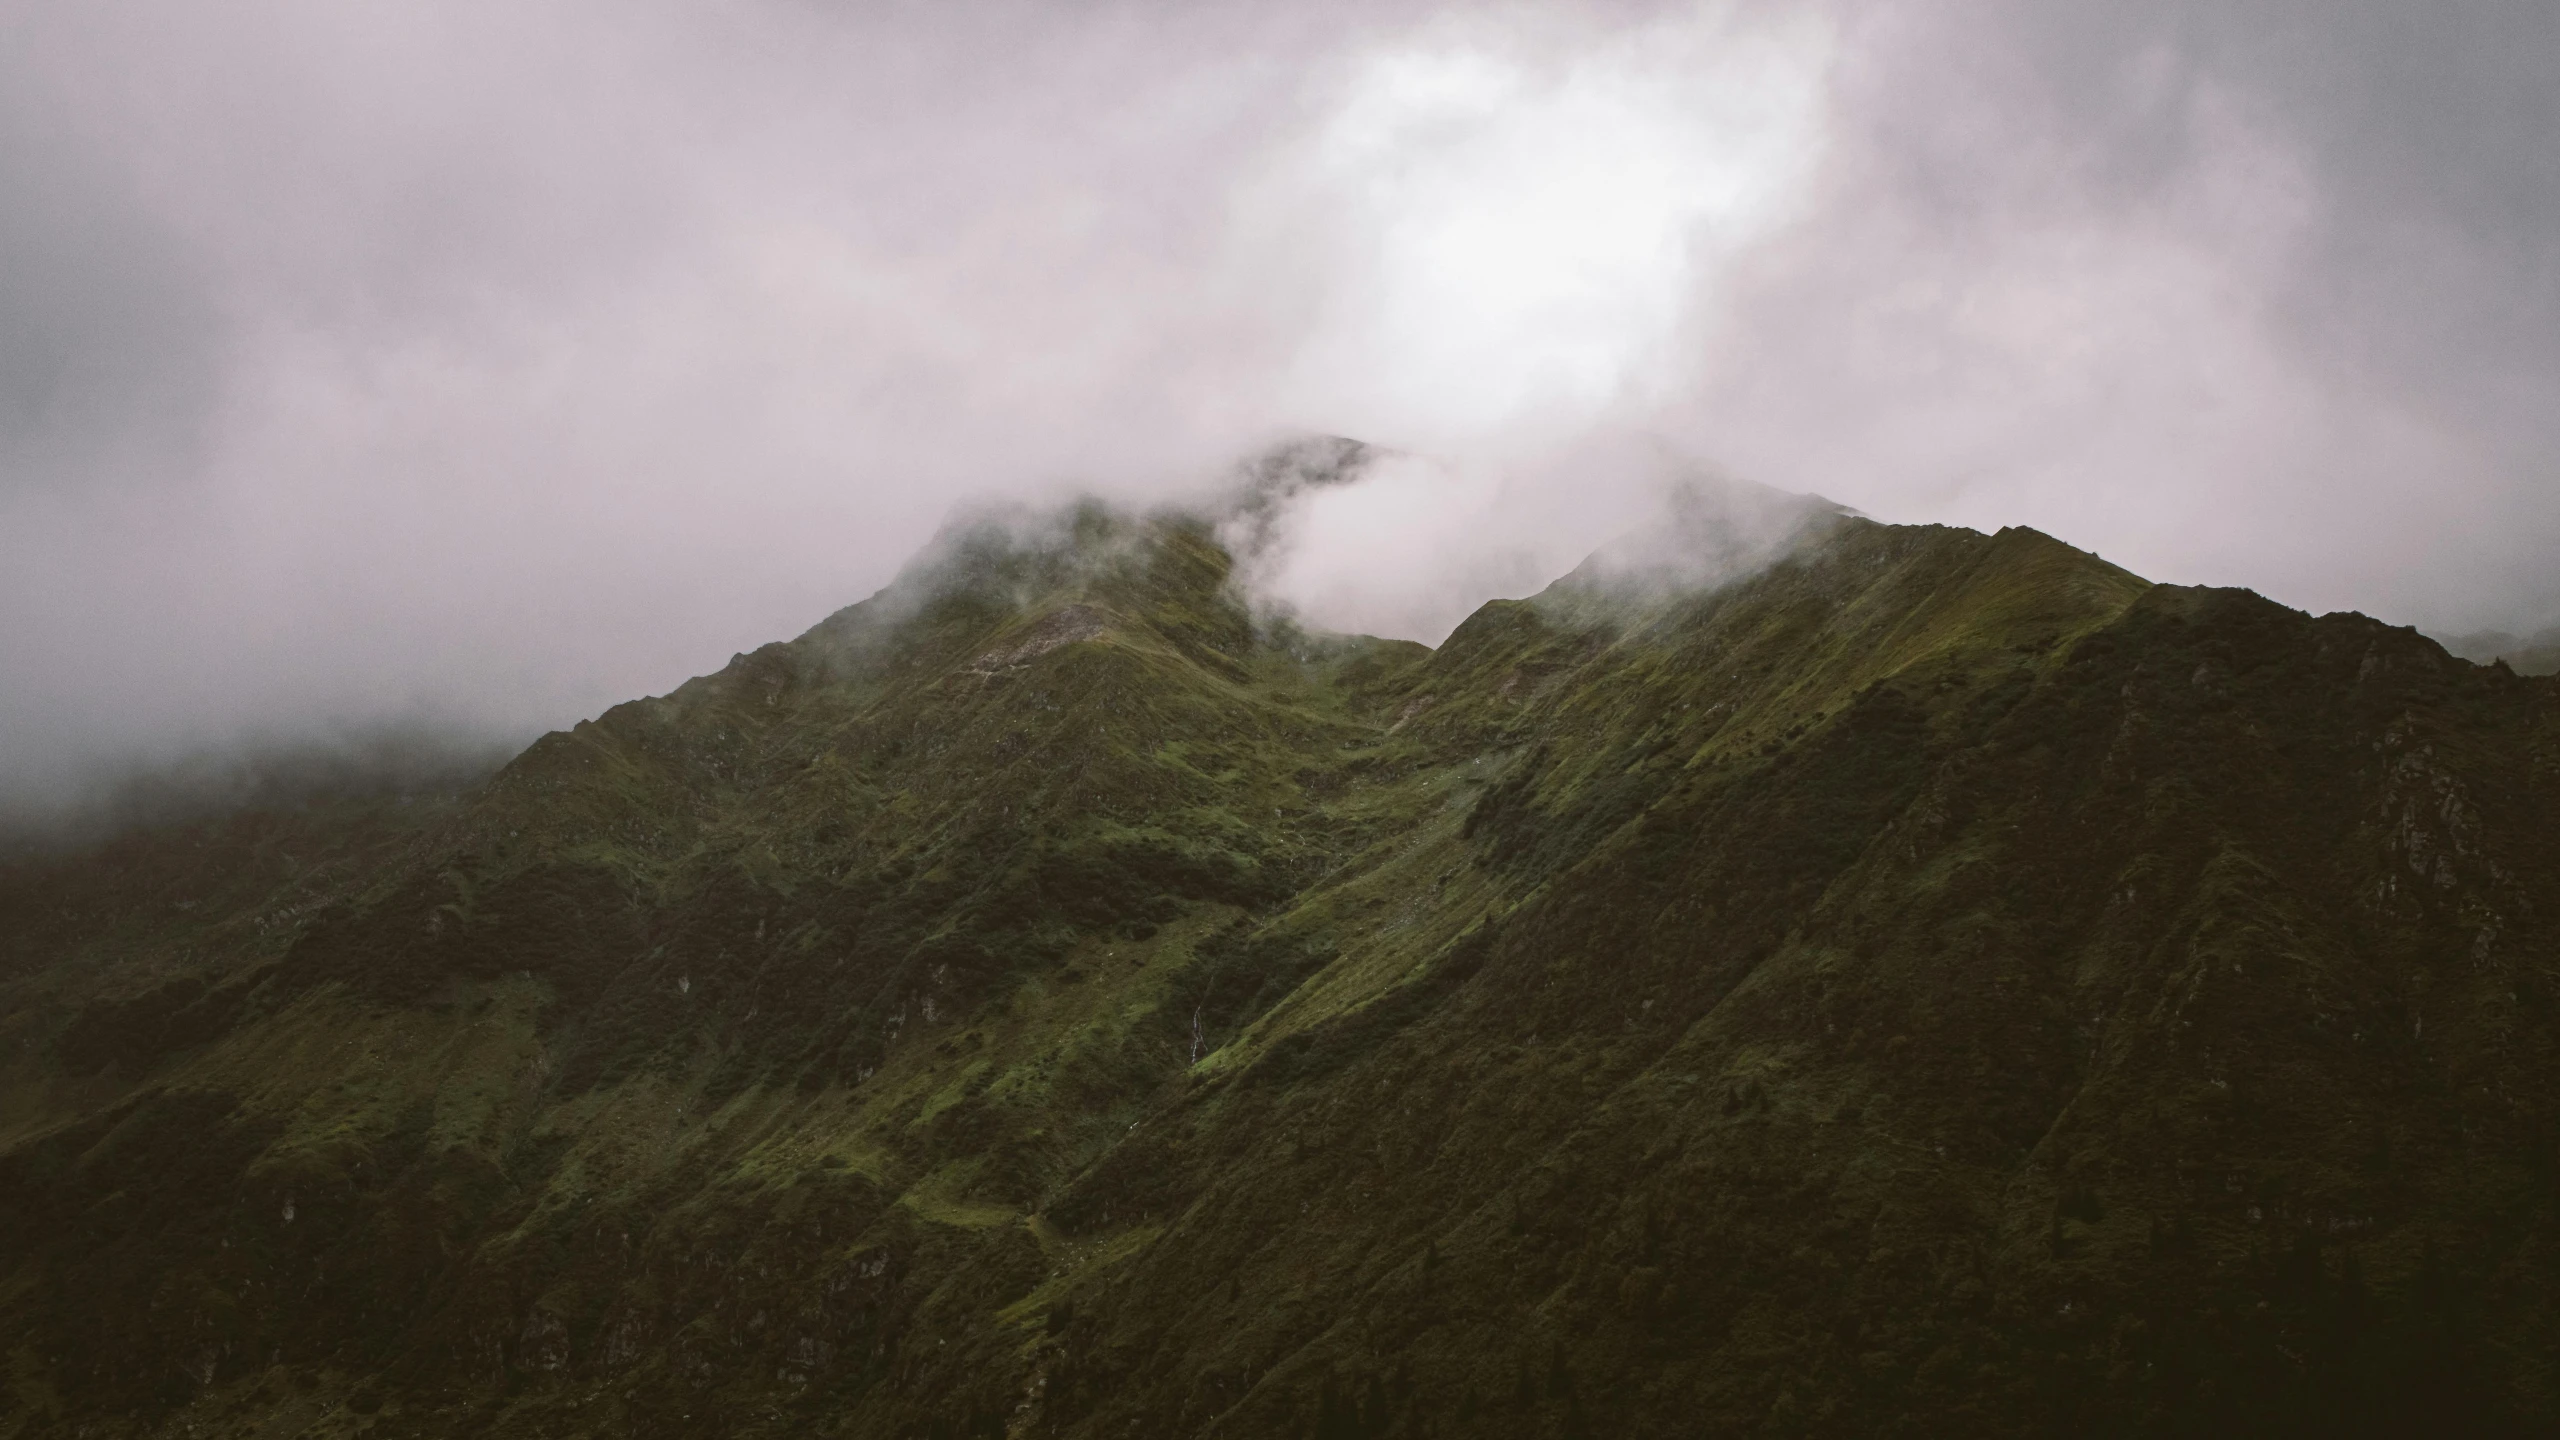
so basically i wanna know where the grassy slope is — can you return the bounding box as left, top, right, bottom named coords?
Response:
left=1, top=506, right=2555, bottom=1438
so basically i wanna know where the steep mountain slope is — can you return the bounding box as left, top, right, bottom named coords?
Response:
left=2, top=492, right=2555, bottom=1438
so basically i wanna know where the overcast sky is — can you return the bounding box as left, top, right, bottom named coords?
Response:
left=4, top=0, right=2556, bottom=817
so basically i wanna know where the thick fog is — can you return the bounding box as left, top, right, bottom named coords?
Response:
left=5, top=0, right=2557, bottom=820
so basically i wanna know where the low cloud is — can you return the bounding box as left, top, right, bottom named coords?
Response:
left=5, top=1, right=2556, bottom=823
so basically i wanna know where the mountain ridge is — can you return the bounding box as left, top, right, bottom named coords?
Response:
left=2, top=491, right=2555, bottom=1438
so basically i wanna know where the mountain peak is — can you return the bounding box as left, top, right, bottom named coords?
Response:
left=5, top=479, right=2555, bottom=1436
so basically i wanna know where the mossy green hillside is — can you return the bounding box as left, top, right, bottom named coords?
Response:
left=1, top=500, right=2555, bottom=1438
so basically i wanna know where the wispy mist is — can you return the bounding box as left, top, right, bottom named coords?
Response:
left=5, top=0, right=2556, bottom=821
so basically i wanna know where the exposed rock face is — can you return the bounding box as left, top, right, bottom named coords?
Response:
left=968, top=604, right=1113, bottom=673
left=3, top=501, right=2556, bottom=1437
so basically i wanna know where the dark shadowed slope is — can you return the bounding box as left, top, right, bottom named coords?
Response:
left=3, top=499, right=2556, bottom=1438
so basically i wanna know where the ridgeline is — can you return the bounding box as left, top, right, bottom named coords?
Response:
left=5, top=482, right=2557, bottom=1437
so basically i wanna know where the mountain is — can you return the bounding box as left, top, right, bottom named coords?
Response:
left=2438, top=627, right=2560, bottom=679
left=4, top=477, right=2558, bottom=1438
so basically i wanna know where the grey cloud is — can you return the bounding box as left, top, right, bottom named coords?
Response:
left=1658, top=0, right=2560, bottom=630
left=0, top=77, right=220, bottom=490
left=2002, top=0, right=2560, bottom=507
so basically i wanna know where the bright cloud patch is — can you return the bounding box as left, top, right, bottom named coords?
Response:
left=1270, top=9, right=1834, bottom=446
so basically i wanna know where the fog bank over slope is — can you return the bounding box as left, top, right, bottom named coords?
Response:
left=5, top=0, right=2557, bottom=817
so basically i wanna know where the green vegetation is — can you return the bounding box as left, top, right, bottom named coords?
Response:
left=2, top=497, right=2555, bottom=1437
